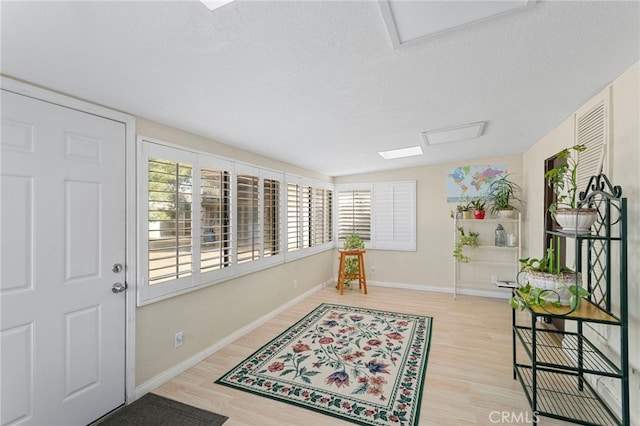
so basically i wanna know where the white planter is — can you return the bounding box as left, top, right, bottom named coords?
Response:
left=554, top=208, right=597, bottom=234
left=528, top=270, right=582, bottom=305
left=496, top=208, right=515, bottom=219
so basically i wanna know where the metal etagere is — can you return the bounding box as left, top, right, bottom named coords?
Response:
left=512, top=174, right=629, bottom=425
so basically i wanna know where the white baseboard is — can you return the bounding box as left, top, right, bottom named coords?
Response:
left=136, top=278, right=508, bottom=399
left=135, top=280, right=329, bottom=399
left=367, top=280, right=512, bottom=299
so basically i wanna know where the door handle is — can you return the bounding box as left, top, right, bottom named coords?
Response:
left=112, top=282, right=127, bottom=293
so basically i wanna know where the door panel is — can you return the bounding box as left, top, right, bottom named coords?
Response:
left=1, top=90, right=127, bottom=425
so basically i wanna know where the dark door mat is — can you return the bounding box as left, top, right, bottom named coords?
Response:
left=93, top=393, right=228, bottom=426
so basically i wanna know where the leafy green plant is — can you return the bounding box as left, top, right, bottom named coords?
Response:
left=339, top=234, right=365, bottom=289
left=544, top=144, right=587, bottom=216
left=486, top=174, right=522, bottom=215
left=470, top=199, right=486, bottom=211
left=453, top=227, right=479, bottom=262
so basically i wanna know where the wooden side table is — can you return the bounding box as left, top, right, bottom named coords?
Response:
left=337, top=249, right=367, bottom=295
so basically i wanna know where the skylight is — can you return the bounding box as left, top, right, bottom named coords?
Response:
left=379, top=146, right=423, bottom=160
left=200, top=0, right=234, bottom=11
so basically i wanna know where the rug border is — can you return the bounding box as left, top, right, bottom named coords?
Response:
left=214, top=303, right=433, bottom=426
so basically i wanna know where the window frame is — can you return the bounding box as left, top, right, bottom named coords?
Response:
left=138, top=137, right=292, bottom=305
left=334, top=181, right=416, bottom=251
left=284, top=173, right=334, bottom=261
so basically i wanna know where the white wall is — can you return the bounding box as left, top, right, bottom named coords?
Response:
left=134, top=118, right=335, bottom=385
left=334, top=154, right=523, bottom=296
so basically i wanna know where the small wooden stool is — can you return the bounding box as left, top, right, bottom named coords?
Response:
left=337, top=249, right=368, bottom=295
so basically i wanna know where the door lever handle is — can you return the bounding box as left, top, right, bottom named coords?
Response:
left=112, top=282, right=127, bottom=293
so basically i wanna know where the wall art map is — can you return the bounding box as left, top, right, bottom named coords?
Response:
left=446, top=164, right=507, bottom=202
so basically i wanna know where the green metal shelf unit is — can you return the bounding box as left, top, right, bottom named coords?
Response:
left=512, top=174, right=629, bottom=425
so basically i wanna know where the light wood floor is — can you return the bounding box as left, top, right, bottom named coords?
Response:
left=153, top=285, right=571, bottom=425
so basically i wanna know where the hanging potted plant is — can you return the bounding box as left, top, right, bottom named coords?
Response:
left=452, top=227, right=479, bottom=262
left=510, top=236, right=589, bottom=310
left=470, top=199, right=486, bottom=219
left=545, top=144, right=597, bottom=233
left=486, top=174, right=522, bottom=218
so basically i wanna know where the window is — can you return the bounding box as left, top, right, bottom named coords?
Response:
left=263, top=178, right=280, bottom=257
left=200, top=167, right=231, bottom=273
left=287, top=183, right=300, bottom=252
left=301, top=185, right=312, bottom=248
left=285, top=174, right=334, bottom=259
left=336, top=181, right=416, bottom=251
left=237, top=174, right=260, bottom=264
left=337, top=188, right=371, bottom=241
left=313, top=188, right=333, bottom=245
left=147, top=158, right=193, bottom=285
left=139, top=138, right=287, bottom=305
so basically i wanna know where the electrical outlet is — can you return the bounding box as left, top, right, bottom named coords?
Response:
left=174, top=331, right=184, bottom=348
left=491, top=275, right=498, bottom=284
left=370, top=266, right=375, bottom=273
left=293, top=279, right=298, bottom=289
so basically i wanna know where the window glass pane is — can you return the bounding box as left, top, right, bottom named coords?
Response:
left=200, top=168, right=231, bottom=272
left=237, top=175, right=260, bottom=264
left=148, top=158, right=193, bottom=284
left=264, top=179, right=280, bottom=257
left=337, top=189, right=371, bottom=241
left=287, top=183, right=300, bottom=251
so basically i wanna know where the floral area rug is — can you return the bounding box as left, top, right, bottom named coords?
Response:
left=215, top=303, right=433, bottom=426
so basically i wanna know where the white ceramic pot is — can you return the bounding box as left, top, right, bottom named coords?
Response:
left=496, top=208, right=514, bottom=219
left=528, top=270, right=582, bottom=305
left=554, top=208, right=597, bottom=234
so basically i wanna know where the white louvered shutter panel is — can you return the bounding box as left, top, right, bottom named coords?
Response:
left=373, top=181, right=416, bottom=251
left=575, top=87, right=611, bottom=196
left=337, top=189, right=371, bottom=241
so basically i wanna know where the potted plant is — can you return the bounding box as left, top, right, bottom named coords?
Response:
left=545, top=144, right=597, bottom=233
left=486, top=174, right=522, bottom=218
left=510, top=236, right=589, bottom=310
left=452, top=227, right=479, bottom=262
left=470, top=199, right=486, bottom=219
left=338, top=233, right=365, bottom=289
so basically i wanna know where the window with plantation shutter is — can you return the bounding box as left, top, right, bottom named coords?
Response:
left=325, top=190, right=333, bottom=243
left=200, top=167, right=231, bottom=273
left=373, top=182, right=416, bottom=251
left=140, top=138, right=286, bottom=305
left=336, top=182, right=416, bottom=251
left=263, top=178, right=280, bottom=258
left=148, top=157, right=194, bottom=285
left=313, top=188, right=326, bottom=245
left=575, top=87, right=610, bottom=195
left=337, top=188, right=371, bottom=241
left=287, top=183, right=301, bottom=252
left=237, top=174, right=260, bottom=264
left=301, top=185, right=313, bottom=248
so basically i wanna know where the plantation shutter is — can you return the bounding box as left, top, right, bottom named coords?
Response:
left=301, top=185, right=313, bottom=248
left=236, top=174, right=260, bottom=264
left=287, top=183, right=300, bottom=251
left=148, top=157, right=194, bottom=284
left=313, top=188, right=326, bottom=245
left=373, top=181, right=416, bottom=251
left=263, top=178, right=280, bottom=257
left=200, top=167, right=231, bottom=273
left=337, top=189, right=371, bottom=241
left=575, top=87, right=610, bottom=196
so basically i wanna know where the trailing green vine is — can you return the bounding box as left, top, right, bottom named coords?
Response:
left=453, top=227, right=479, bottom=263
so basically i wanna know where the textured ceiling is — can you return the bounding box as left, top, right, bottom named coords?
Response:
left=1, top=1, right=638, bottom=176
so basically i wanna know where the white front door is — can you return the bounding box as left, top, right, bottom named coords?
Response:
left=1, top=90, right=127, bottom=425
